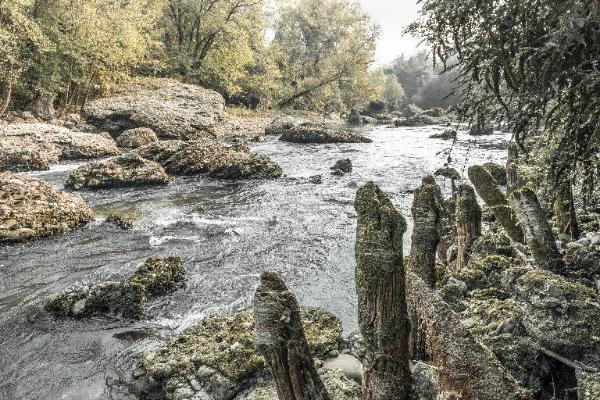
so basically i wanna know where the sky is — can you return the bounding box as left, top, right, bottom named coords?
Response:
left=358, top=0, right=423, bottom=65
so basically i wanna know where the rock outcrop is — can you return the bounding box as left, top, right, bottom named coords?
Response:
left=84, top=79, right=225, bottom=139
left=137, top=139, right=282, bottom=179
left=66, top=154, right=170, bottom=190
left=45, top=281, right=146, bottom=319
left=131, top=307, right=343, bottom=400
left=331, top=159, right=352, bottom=175
left=0, top=172, right=94, bottom=241
left=127, top=256, right=186, bottom=297
left=277, top=123, right=372, bottom=144
left=0, top=123, right=119, bottom=171
left=116, top=127, right=159, bottom=149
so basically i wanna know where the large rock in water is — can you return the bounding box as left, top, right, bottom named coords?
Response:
left=65, top=153, right=170, bottom=190
left=0, top=123, right=119, bottom=172
left=116, top=127, right=159, bottom=149
left=136, top=139, right=282, bottom=179
left=278, top=123, right=372, bottom=144
left=45, top=281, right=146, bottom=320
left=0, top=172, right=94, bottom=241
left=84, top=79, right=225, bottom=139
left=127, top=257, right=186, bottom=297
left=130, top=307, right=343, bottom=400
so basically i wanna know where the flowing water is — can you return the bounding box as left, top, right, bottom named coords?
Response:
left=0, top=125, right=510, bottom=400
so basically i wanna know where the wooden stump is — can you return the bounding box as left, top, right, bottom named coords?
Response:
left=511, top=188, right=565, bottom=274
left=455, top=184, right=482, bottom=269
left=468, top=165, right=524, bottom=243
left=355, top=182, right=411, bottom=400
left=506, top=144, right=520, bottom=195
left=408, top=175, right=443, bottom=359
left=253, top=272, right=331, bottom=400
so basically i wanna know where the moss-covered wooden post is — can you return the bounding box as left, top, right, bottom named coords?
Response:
left=468, top=165, right=524, bottom=243
left=253, top=272, right=331, bottom=400
left=506, top=144, right=520, bottom=195
left=511, top=188, right=565, bottom=274
left=408, top=175, right=443, bottom=360
left=409, top=175, right=443, bottom=287
left=355, top=182, right=411, bottom=400
left=455, top=184, right=482, bottom=269
left=407, top=273, right=533, bottom=400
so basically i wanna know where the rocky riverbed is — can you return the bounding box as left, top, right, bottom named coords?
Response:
left=0, top=119, right=513, bottom=399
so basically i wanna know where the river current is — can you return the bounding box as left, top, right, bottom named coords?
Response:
left=0, top=125, right=510, bottom=400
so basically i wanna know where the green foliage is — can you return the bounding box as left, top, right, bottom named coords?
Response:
left=408, top=0, right=600, bottom=199
left=382, top=73, right=404, bottom=111
left=271, top=0, right=380, bottom=112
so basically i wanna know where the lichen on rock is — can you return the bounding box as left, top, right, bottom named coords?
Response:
left=45, top=281, right=145, bottom=319
left=131, top=307, right=343, bottom=400
left=128, top=257, right=186, bottom=297
left=66, top=153, right=170, bottom=190
left=137, top=139, right=283, bottom=179
left=0, top=172, right=94, bottom=241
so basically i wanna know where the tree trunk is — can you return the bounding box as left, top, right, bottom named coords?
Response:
left=512, top=187, right=565, bottom=274
left=253, top=272, right=330, bottom=400
left=407, top=272, right=533, bottom=400
left=355, top=182, right=411, bottom=400
left=0, top=79, right=12, bottom=116
left=408, top=176, right=443, bottom=360
left=468, top=164, right=524, bottom=243
left=455, top=184, right=482, bottom=269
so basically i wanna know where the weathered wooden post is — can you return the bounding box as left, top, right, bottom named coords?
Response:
left=355, top=181, right=411, bottom=400
left=408, top=175, right=443, bottom=360
left=455, top=184, right=482, bottom=268
left=506, top=144, right=520, bottom=195
left=468, top=165, right=524, bottom=243
left=253, top=272, right=331, bottom=400
left=511, top=188, right=565, bottom=274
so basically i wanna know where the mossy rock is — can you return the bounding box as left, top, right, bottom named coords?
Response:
left=470, top=232, right=515, bottom=259
left=45, top=281, right=145, bottom=319
left=483, top=162, right=507, bottom=186
left=133, top=307, right=343, bottom=400
left=128, top=257, right=186, bottom=297
left=434, top=166, right=460, bottom=180
left=462, top=297, right=523, bottom=336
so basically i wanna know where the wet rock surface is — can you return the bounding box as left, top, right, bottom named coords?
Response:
left=131, top=307, right=343, bottom=400
left=331, top=159, right=352, bottom=175
left=137, top=139, right=282, bottom=179
left=66, top=154, right=170, bottom=190
left=278, top=123, right=372, bottom=144
left=45, top=281, right=146, bottom=320
left=127, top=257, right=186, bottom=297
left=116, top=128, right=159, bottom=149
left=0, top=123, right=119, bottom=171
left=0, top=172, right=94, bottom=241
left=84, top=79, right=225, bottom=139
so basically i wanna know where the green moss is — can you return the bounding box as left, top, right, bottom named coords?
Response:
left=137, top=306, right=344, bottom=398
left=463, top=297, right=523, bottom=336
left=128, top=257, right=186, bottom=297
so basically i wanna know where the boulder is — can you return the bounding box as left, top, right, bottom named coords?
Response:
left=131, top=307, right=343, bottom=400
left=84, top=79, right=225, bottom=139
left=265, top=115, right=338, bottom=136
left=429, top=130, right=457, bottom=140
left=331, top=159, right=352, bottom=175
left=116, top=127, right=159, bottom=149
left=322, top=353, right=363, bottom=384
left=127, top=257, right=186, bottom=297
left=309, top=175, right=323, bottom=184
left=278, top=123, right=372, bottom=144
left=45, top=281, right=145, bottom=320
left=516, top=269, right=600, bottom=368
left=136, top=139, right=282, bottom=179
left=65, top=154, right=170, bottom=190
left=0, top=172, right=94, bottom=242
left=0, top=123, right=119, bottom=171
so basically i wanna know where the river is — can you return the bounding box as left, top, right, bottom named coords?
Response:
left=0, top=124, right=510, bottom=400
